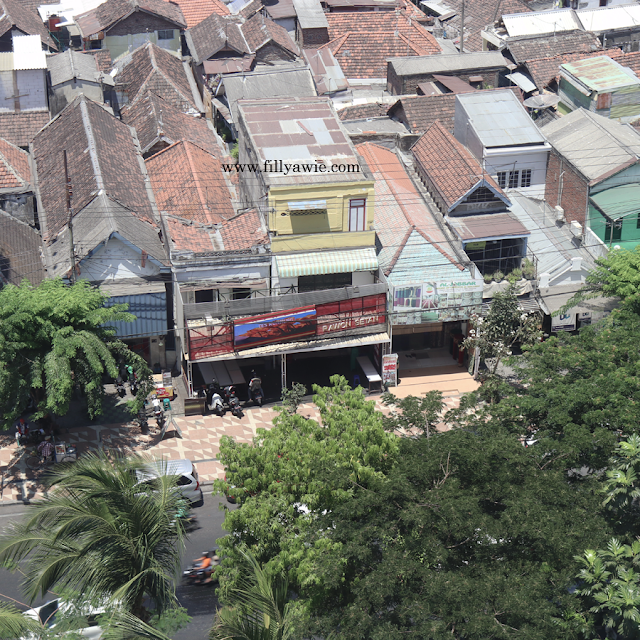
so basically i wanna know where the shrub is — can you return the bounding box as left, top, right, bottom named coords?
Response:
left=493, top=271, right=505, bottom=282
left=521, top=259, right=535, bottom=280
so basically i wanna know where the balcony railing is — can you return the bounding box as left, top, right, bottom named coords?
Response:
left=182, top=282, right=387, bottom=321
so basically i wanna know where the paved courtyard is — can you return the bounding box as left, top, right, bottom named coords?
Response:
left=0, top=367, right=479, bottom=504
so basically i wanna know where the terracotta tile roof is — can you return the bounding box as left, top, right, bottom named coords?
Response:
left=83, top=49, right=113, bottom=73
left=507, top=31, right=601, bottom=65
left=239, top=0, right=263, bottom=19
left=0, top=211, right=45, bottom=285
left=525, top=48, right=626, bottom=90
left=164, top=0, right=229, bottom=27
left=0, top=111, right=49, bottom=148
left=0, top=137, right=31, bottom=189
left=121, top=91, right=222, bottom=155
left=242, top=11, right=298, bottom=56
left=338, top=102, right=391, bottom=121
left=320, top=11, right=440, bottom=79
left=411, top=120, right=505, bottom=211
left=165, top=216, right=216, bottom=251
left=116, top=42, right=199, bottom=112
left=0, top=0, right=57, bottom=49
left=219, top=208, right=268, bottom=250
left=185, top=13, right=249, bottom=64
left=443, top=0, right=530, bottom=51
left=388, top=86, right=522, bottom=133
left=75, top=0, right=186, bottom=37
left=32, top=96, right=157, bottom=243
left=356, top=141, right=461, bottom=272
left=146, top=140, right=234, bottom=224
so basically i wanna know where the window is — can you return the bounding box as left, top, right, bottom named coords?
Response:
left=520, top=169, right=532, bottom=188
left=605, top=219, right=622, bottom=243
left=298, top=272, right=352, bottom=293
left=157, top=29, right=174, bottom=40
left=467, top=187, right=497, bottom=202
left=508, top=170, right=519, bottom=188
left=497, top=172, right=507, bottom=189
left=195, top=289, right=214, bottom=303
left=232, top=288, right=251, bottom=300
left=349, top=199, right=366, bottom=231
left=89, top=39, right=102, bottom=50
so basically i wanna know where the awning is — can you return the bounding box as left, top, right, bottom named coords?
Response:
left=589, top=183, right=640, bottom=220
left=288, top=200, right=327, bottom=211
left=104, top=291, right=168, bottom=338
left=506, top=72, right=536, bottom=93
left=537, top=284, right=618, bottom=316
left=276, top=248, right=378, bottom=278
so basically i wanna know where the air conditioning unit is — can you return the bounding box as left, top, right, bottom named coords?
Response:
left=571, top=220, right=582, bottom=237
left=555, top=205, right=565, bottom=222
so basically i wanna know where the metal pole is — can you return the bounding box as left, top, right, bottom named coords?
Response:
left=459, top=0, right=465, bottom=53
left=63, top=150, right=75, bottom=284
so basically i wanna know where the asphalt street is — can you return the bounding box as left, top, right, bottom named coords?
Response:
left=0, top=488, right=236, bottom=640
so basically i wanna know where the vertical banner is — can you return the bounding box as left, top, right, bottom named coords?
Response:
left=382, top=353, right=398, bottom=387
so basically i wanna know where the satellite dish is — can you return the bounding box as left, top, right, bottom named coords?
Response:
left=523, top=94, right=561, bottom=108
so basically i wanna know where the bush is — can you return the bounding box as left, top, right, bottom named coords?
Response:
left=483, top=273, right=493, bottom=284
left=230, top=143, right=239, bottom=160
left=509, top=267, right=522, bottom=281
left=521, top=258, right=535, bottom=279
left=493, top=271, right=504, bottom=282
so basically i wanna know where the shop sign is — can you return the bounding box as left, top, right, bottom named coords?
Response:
left=382, top=353, right=398, bottom=387
left=317, top=313, right=382, bottom=334
left=316, top=293, right=387, bottom=335
left=551, top=311, right=576, bottom=332
left=392, top=277, right=483, bottom=324
left=234, top=307, right=316, bottom=350
left=188, top=323, right=233, bottom=361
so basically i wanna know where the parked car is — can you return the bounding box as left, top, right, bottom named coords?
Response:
left=23, top=598, right=105, bottom=639
left=134, top=459, right=203, bottom=506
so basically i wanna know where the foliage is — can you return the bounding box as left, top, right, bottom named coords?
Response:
left=381, top=389, right=444, bottom=437
left=463, top=284, right=542, bottom=375
left=303, top=428, right=611, bottom=639
left=280, top=381, right=307, bottom=414
left=0, top=601, right=43, bottom=639
left=230, top=143, right=239, bottom=160
left=602, top=434, right=640, bottom=516
left=492, top=270, right=504, bottom=282
left=0, top=279, right=151, bottom=427
left=213, top=376, right=399, bottom=600
left=484, top=272, right=493, bottom=284
left=521, top=258, right=536, bottom=280
left=210, top=547, right=299, bottom=640
left=0, top=452, right=186, bottom=621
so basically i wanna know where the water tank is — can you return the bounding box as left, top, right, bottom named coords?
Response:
left=555, top=205, right=565, bottom=222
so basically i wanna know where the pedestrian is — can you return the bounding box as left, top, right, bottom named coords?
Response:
left=37, top=437, right=54, bottom=462
left=15, top=418, right=29, bottom=446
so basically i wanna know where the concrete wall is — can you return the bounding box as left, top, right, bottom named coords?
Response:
left=545, top=148, right=589, bottom=226
left=0, top=69, right=47, bottom=112
left=485, top=147, right=549, bottom=199
left=50, top=79, right=103, bottom=116
left=388, top=65, right=505, bottom=96
left=104, top=30, right=181, bottom=61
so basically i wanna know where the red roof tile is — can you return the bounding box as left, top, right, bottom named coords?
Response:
left=0, top=111, right=50, bottom=148
left=412, top=120, right=505, bottom=211
left=507, top=31, right=602, bottom=65
left=83, top=49, right=113, bottom=72
left=320, top=11, right=440, bottom=79
left=0, top=211, right=45, bottom=285
left=242, top=11, right=298, bottom=56
left=0, top=0, right=57, bottom=49
left=0, top=138, right=31, bottom=189
left=146, top=140, right=234, bottom=224
left=338, top=102, right=390, bottom=120
left=219, top=208, right=267, bottom=250
left=165, top=216, right=217, bottom=251
left=164, top=0, right=229, bottom=27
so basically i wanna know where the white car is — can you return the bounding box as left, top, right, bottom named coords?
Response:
left=23, top=598, right=104, bottom=639
left=134, top=459, right=203, bottom=505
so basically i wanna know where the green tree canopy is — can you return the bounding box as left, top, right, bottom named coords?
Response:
left=214, top=376, right=399, bottom=599
left=0, top=452, right=187, bottom=622
left=0, top=278, right=152, bottom=426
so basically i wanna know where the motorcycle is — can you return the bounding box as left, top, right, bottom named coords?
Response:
left=222, top=386, right=243, bottom=418
left=173, top=502, right=198, bottom=532
left=137, top=408, right=149, bottom=435
left=115, top=376, right=126, bottom=398
left=207, top=390, right=226, bottom=416
left=130, top=374, right=138, bottom=396
left=183, top=551, right=220, bottom=586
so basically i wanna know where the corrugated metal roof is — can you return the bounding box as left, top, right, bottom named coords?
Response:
left=275, top=247, right=377, bottom=277
left=12, top=34, right=46, bottom=70
left=576, top=4, right=640, bottom=33
left=0, top=52, right=13, bottom=71
left=505, top=71, right=536, bottom=93
left=292, top=0, right=328, bottom=29
left=303, top=48, right=348, bottom=95
left=561, top=56, right=640, bottom=92
left=104, top=291, right=168, bottom=338
left=542, top=108, right=640, bottom=181
left=538, top=282, right=618, bottom=315
left=456, top=89, right=546, bottom=147
left=389, top=51, right=508, bottom=77
left=590, top=183, right=640, bottom=219
left=448, top=212, right=530, bottom=241
left=502, top=8, right=581, bottom=37
left=47, top=49, right=105, bottom=86
left=433, top=74, right=476, bottom=93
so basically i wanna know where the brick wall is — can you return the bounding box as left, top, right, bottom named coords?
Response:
left=107, top=13, right=182, bottom=37
left=390, top=67, right=504, bottom=95
left=255, top=42, right=296, bottom=64
left=299, top=27, right=329, bottom=48
left=545, top=148, right=589, bottom=226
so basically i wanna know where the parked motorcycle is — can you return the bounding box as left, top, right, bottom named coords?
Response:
left=222, top=385, right=244, bottom=418
left=207, top=389, right=226, bottom=416
left=130, top=374, right=138, bottom=396
left=151, top=395, right=165, bottom=429
left=248, top=371, right=264, bottom=407
left=183, top=551, right=220, bottom=586
left=116, top=376, right=126, bottom=398
left=137, top=408, right=149, bottom=435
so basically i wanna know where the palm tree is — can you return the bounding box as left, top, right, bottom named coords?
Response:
left=210, top=548, right=298, bottom=640
left=0, top=452, right=186, bottom=622
left=0, top=601, right=42, bottom=639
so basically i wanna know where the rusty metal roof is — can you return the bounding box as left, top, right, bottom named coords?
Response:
left=561, top=55, right=640, bottom=92
left=448, top=212, right=530, bottom=241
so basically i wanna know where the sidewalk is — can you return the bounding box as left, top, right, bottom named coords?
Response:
left=0, top=368, right=478, bottom=505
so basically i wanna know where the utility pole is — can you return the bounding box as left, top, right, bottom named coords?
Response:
left=63, top=150, right=75, bottom=284
left=459, top=0, right=465, bottom=53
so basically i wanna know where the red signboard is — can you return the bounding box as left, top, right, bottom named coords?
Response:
left=316, top=294, right=386, bottom=335
left=188, top=323, right=233, bottom=361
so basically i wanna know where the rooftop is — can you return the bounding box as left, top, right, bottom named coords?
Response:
left=356, top=141, right=463, bottom=280
left=241, top=11, right=299, bottom=57
left=456, top=89, right=546, bottom=148
left=320, top=11, right=440, bottom=79
left=448, top=212, right=529, bottom=241
left=388, top=51, right=509, bottom=78
left=114, top=42, right=203, bottom=114
left=238, top=96, right=369, bottom=186
left=542, top=108, right=640, bottom=183
left=291, top=0, right=328, bottom=29
left=0, top=211, right=45, bottom=286
left=120, top=91, right=222, bottom=155
left=32, top=96, right=166, bottom=276
left=222, top=66, right=317, bottom=124
left=412, top=120, right=508, bottom=212
left=337, top=102, right=391, bottom=121
left=303, top=48, right=348, bottom=95
left=0, top=137, right=31, bottom=191
left=162, top=0, right=229, bottom=28
left=146, top=140, right=235, bottom=224
left=0, top=34, right=47, bottom=71
left=0, top=0, right=57, bottom=50
left=185, top=13, right=248, bottom=64
left=502, top=8, right=581, bottom=38
left=506, top=30, right=602, bottom=65
left=74, top=0, right=186, bottom=37
left=47, top=48, right=114, bottom=86
left=0, top=111, right=50, bottom=148
left=576, top=4, right=640, bottom=33
left=263, top=0, right=296, bottom=20
left=561, top=55, right=640, bottom=92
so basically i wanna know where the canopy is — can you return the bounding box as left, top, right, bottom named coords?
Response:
left=276, top=248, right=378, bottom=278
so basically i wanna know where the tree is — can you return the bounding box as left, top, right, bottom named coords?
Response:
left=0, top=452, right=187, bottom=623
left=213, top=376, right=399, bottom=599
left=381, top=389, right=444, bottom=437
left=0, top=278, right=152, bottom=427
left=210, top=547, right=299, bottom=640
left=0, top=601, right=43, bottom=639
left=463, top=284, right=542, bottom=376
left=303, top=428, right=612, bottom=640
left=280, top=381, right=307, bottom=415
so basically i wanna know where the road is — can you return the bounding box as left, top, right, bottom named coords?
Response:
left=0, top=489, right=236, bottom=639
